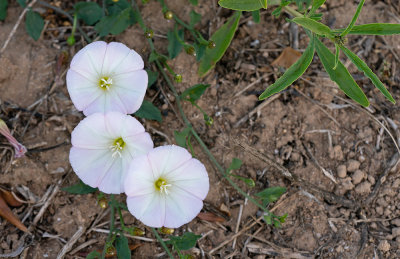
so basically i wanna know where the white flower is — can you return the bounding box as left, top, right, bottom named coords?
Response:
left=124, top=145, right=209, bottom=228
left=66, top=41, right=148, bottom=116
left=69, top=112, right=153, bottom=194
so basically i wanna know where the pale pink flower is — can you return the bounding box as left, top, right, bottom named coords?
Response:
left=0, top=119, right=27, bottom=158
left=124, top=145, right=209, bottom=228
left=66, top=41, right=147, bottom=116
left=69, top=112, right=153, bottom=194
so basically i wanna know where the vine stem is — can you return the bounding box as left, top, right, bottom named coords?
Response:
left=151, top=228, right=174, bottom=258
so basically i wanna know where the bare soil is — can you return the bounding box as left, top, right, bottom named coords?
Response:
left=1, top=0, right=400, bottom=258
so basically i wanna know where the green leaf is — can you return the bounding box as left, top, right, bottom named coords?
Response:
left=86, top=251, right=101, bottom=259
left=115, top=235, right=130, bottom=259
left=308, top=0, right=326, bottom=16
left=94, top=7, right=136, bottom=37
left=259, top=36, right=315, bottom=100
left=146, top=69, right=158, bottom=88
left=315, top=37, right=369, bottom=107
left=333, top=44, right=339, bottom=70
left=228, top=158, right=242, bottom=172
left=174, top=127, right=191, bottom=148
left=255, top=186, right=286, bottom=206
left=106, top=0, right=131, bottom=15
left=339, top=45, right=395, bottom=104
left=292, top=17, right=333, bottom=38
left=180, top=84, right=210, bottom=103
left=340, top=0, right=365, bottom=37
left=333, top=23, right=400, bottom=35
left=263, top=214, right=272, bottom=224
left=193, top=42, right=206, bottom=61
left=134, top=100, right=162, bottom=122
left=189, top=0, right=198, bottom=5
left=167, top=29, right=184, bottom=59
left=189, top=10, right=201, bottom=27
left=25, top=10, right=44, bottom=41
left=0, top=0, right=7, bottom=21
left=198, top=11, right=241, bottom=77
left=251, top=10, right=260, bottom=23
left=218, top=0, right=267, bottom=11
left=74, top=2, right=103, bottom=25
left=168, top=232, right=201, bottom=251
left=62, top=181, right=97, bottom=194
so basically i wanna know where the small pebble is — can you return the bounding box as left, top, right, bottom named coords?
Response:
left=210, top=87, right=217, bottom=97
left=161, top=103, right=168, bottom=110
left=355, top=181, right=371, bottom=195
left=368, top=175, right=375, bottom=185
left=358, top=155, right=366, bottom=163
left=352, top=170, right=364, bottom=185
left=378, top=240, right=390, bottom=252
left=337, top=165, right=347, bottom=178
left=347, top=159, right=360, bottom=173
left=393, top=178, right=400, bottom=188
left=376, top=206, right=383, bottom=215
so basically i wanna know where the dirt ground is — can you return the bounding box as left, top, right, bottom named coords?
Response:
left=1, top=0, right=400, bottom=258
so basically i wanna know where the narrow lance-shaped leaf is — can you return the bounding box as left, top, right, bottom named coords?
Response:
left=314, top=37, right=369, bottom=107
left=340, top=0, right=365, bottom=37
left=198, top=11, right=241, bottom=77
left=292, top=17, right=333, bottom=38
left=218, top=0, right=267, bottom=11
left=333, top=44, right=340, bottom=70
left=115, top=235, right=130, bottom=259
left=333, top=23, right=400, bottom=35
left=25, top=10, right=44, bottom=41
left=0, top=0, right=8, bottom=21
left=339, top=45, right=395, bottom=104
left=259, top=35, right=315, bottom=100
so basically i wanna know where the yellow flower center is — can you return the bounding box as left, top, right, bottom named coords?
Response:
left=155, top=178, right=171, bottom=195
left=110, top=137, right=125, bottom=158
left=99, top=76, right=113, bottom=90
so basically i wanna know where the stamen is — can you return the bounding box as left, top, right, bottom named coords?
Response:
left=110, top=137, right=125, bottom=158
left=155, top=178, right=171, bottom=195
left=99, top=77, right=113, bottom=90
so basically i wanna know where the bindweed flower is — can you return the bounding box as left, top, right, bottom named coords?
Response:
left=66, top=41, right=148, bottom=116
left=124, top=145, right=209, bottom=228
left=69, top=112, right=153, bottom=194
left=0, top=119, right=27, bottom=158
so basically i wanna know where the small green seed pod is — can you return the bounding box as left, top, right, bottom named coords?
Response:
left=186, top=46, right=196, bottom=57
left=160, top=226, right=175, bottom=234
left=67, top=36, right=75, bottom=46
left=164, top=10, right=173, bottom=20
left=174, top=74, right=182, bottom=83
left=145, top=29, right=154, bottom=39
left=208, top=41, right=216, bottom=49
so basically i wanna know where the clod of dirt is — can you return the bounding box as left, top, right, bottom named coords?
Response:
left=392, top=219, right=400, bottom=227
left=337, top=164, right=347, bottom=178
left=392, top=227, right=400, bottom=238
left=347, top=160, right=361, bottom=173
left=330, top=145, right=344, bottom=161
left=0, top=57, right=16, bottom=82
left=352, top=170, right=365, bottom=185
left=342, top=177, right=354, bottom=191
left=392, top=179, right=400, bottom=188
left=378, top=240, right=390, bottom=252
left=354, top=181, right=371, bottom=195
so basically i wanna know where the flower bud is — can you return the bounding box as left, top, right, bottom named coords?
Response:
left=204, top=114, right=213, bottom=126
left=0, top=119, right=27, bottom=158
left=185, top=46, right=196, bottom=57
left=159, top=226, right=174, bottom=235
left=174, top=74, right=182, bottom=83
left=145, top=29, right=154, bottom=39
left=106, top=246, right=117, bottom=256
left=133, top=228, right=145, bottom=236
left=98, top=197, right=108, bottom=209
left=164, top=11, right=173, bottom=20
left=208, top=41, right=216, bottom=49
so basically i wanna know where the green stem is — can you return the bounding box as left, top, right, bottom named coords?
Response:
left=101, top=195, right=116, bottom=259
left=151, top=228, right=174, bottom=259
left=283, top=5, right=303, bottom=18
left=174, top=15, right=208, bottom=45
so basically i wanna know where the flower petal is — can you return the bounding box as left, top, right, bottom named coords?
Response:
left=112, top=70, right=147, bottom=114
left=71, top=113, right=111, bottom=149
left=113, top=49, right=144, bottom=73
left=82, top=95, right=106, bottom=116
left=101, top=42, right=131, bottom=76
left=167, top=159, right=209, bottom=200
left=66, top=69, right=102, bottom=111
left=124, top=155, right=156, bottom=197
left=124, top=133, right=154, bottom=157
left=69, top=147, right=113, bottom=188
left=70, top=41, right=107, bottom=77
left=127, top=193, right=166, bottom=228
left=164, top=187, right=203, bottom=228
left=97, top=156, right=126, bottom=194
left=147, top=145, right=192, bottom=179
